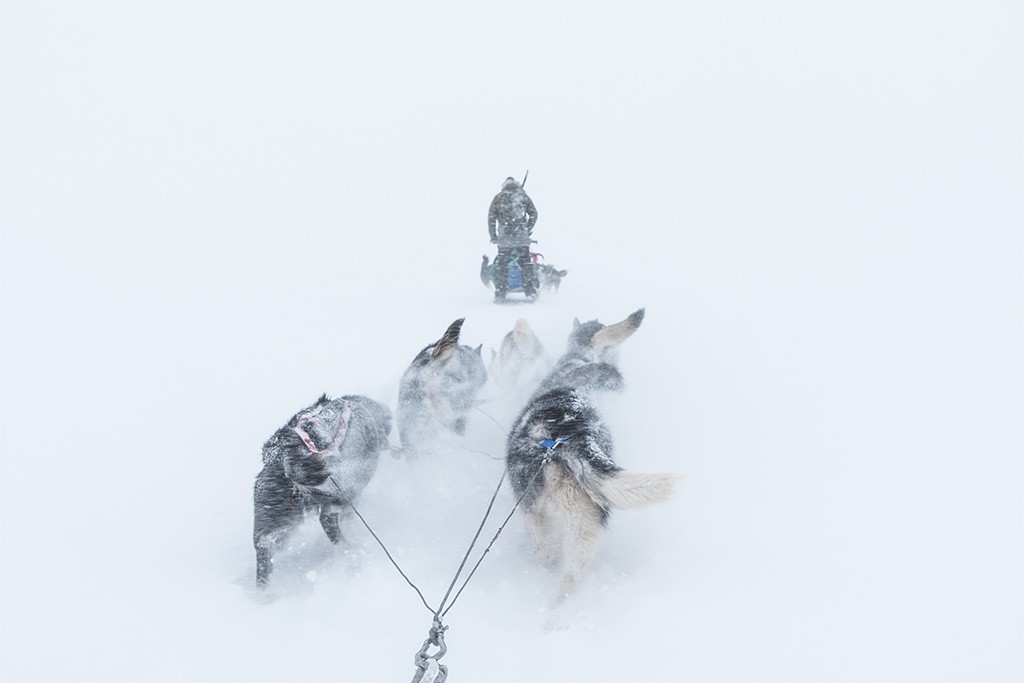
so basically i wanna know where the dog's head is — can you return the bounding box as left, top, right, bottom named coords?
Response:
left=566, top=308, right=645, bottom=363
left=288, top=394, right=352, bottom=458
left=499, top=318, right=545, bottom=365
left=534, top=309, right=645, bottom=396
left=277, top=394, right=354, bottom=485
left=491, top=318, right=549, bottom=389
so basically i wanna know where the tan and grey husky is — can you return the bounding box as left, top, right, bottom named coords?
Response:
left=505, top=308, right=678, bottom=604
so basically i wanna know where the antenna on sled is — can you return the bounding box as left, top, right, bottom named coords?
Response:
left=521, top=169, right=529, bottom=188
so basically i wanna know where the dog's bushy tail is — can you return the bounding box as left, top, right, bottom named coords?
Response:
left=597, top=471, right=680, bottom=510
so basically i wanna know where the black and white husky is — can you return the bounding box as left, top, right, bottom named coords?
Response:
left=397, top=318, right=487, bottom=455
left=506, top=308, right=678, bottom=603
left=253, top=394, right=392, bottom=587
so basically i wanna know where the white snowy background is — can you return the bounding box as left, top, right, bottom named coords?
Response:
left=1, top=1, right=1021, bottom=681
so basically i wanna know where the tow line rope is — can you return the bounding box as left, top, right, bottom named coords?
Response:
left=327, top=435, right=565, bottom=682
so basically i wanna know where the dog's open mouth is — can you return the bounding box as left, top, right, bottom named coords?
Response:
left=293, top=400, right=352, bottom=457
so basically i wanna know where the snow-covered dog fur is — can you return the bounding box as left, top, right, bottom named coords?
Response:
left=397, top=317, right=487, bottom=455
left=253, top=394, right=393, bottom=587
left=489, top=318, right=550, bottom=397
left=506, top=308, right=678, bottom=604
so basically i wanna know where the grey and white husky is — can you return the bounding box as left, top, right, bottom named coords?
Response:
left=397, top=317, right=487, bottom=455
left=506, top=308, right=678, bottom=603
left=253, top=394, right=393, bottom=587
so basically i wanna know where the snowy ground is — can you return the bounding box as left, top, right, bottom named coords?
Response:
left=2, top=2, right=1022, bottom=682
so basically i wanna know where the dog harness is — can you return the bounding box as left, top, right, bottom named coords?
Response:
left=537, top=435, right=571, bottom=450
left=293, top=400, right=352, bottom=455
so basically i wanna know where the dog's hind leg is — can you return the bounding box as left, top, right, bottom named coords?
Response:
left=524, top=463, right=573, bottom=570
left=253, top=490, right=302, bottom=587
left=523, top=508, right=561, bottom=570
left=555, top=489, right=606, bottom=605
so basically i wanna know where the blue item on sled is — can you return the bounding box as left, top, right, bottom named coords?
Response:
left=508, top=263, right=523, bottom=290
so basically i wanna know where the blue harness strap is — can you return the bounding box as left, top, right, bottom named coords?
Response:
left=537, top=436, right=570, bottom=450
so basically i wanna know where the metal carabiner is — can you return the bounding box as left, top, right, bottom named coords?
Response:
left=410, top=620, right=449, bottom=683
left=410, top=658, right=448, bottom=683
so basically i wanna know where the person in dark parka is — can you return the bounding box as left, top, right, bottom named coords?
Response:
left=487, top=176, right=539, bottom=300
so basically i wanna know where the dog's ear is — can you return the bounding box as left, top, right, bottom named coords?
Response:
left=474, top=343, right=483, bottom=356
left=591, top=308, right=645, bottom=352
left=491, top=348, right=497, bottom=362
left=432, top=318, right=465, bottom=362
left=558, top=269, right=568, bottom=276
left=572, top=317, right=581, bottom=329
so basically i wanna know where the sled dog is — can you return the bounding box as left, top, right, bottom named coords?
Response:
left=505, top=308, right=678, bottom=603
left=489, top=318, right=550, bottom=396
left=397, top=317, right=487, bottom=455
left=253, top=394, right=393, bottom=587
left=537, top=263, right=569, bottom=292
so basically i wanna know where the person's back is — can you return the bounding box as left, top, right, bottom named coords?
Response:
left=489, top=177, right=537, bottom=247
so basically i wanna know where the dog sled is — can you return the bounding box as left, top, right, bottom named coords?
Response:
left=479, top=247, right=567, bottom=303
